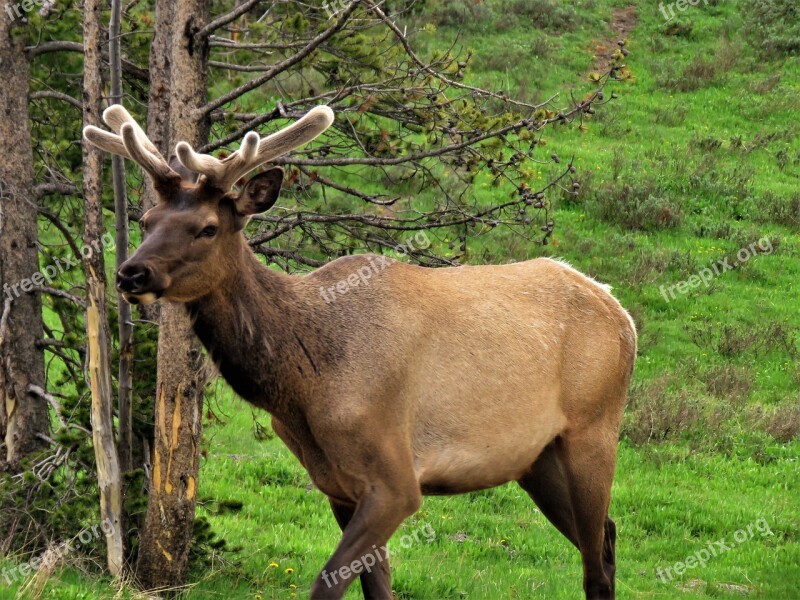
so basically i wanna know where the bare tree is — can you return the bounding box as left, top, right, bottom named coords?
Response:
left=135, top=0, right=212, bottom=588
left=197, top=1, right=615, bottom=269
left=0, top=1, right=50, bottom=468
left=110, top=0, right=134, bottom=476
left=83, top=0, right=125, bottom=576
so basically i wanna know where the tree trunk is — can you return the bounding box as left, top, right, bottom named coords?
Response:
left=0, top=2, right=49, bottom=468
left=109, top=0, right=134, bottom=477
left=144, top=0, right=174, bottom=202
left=131, top=0, right=174, bottom=491
left=83, top=0, right=125, bottom=576
left=135, top=0, right=210, bottom=589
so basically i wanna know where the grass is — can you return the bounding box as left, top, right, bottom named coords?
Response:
left=4, top=0, right=800, bottom=597
left=5, top=390, right=798, bottom=599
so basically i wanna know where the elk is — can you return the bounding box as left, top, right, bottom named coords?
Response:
left=84, top=105, right=636, bottom=600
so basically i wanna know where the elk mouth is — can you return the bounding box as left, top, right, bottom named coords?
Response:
left=121, top=290, right=162, bottom=305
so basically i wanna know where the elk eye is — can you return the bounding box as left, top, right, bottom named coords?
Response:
left=198, top=225, right=218, bottom=238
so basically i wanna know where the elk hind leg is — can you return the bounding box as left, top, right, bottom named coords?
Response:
left=517, top=440, right=579, bottom=549
left=557, top=429, right=619, bottom=600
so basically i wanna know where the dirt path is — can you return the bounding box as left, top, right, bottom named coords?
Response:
left=591, top=5, right=638, bottom=73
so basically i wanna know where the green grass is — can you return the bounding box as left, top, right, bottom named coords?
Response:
left=5, top=0, right=800, bottom=597
left=5, top=390, right=797, bottom=599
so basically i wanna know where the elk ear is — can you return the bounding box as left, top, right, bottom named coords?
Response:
left=235, top=168, right=283, bottom=216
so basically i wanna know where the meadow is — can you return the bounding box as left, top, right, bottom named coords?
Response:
left=3, top=0, right=799, bottom=598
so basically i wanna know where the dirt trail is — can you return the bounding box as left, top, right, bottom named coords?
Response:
left=591, top=5, right=638, bottom=73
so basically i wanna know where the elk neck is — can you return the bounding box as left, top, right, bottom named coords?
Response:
left=186, top=235, right=332, bottom=416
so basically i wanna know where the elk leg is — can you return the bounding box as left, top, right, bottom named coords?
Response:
left=556, top=430, right=618, bottom=600
left=328, top=498, right=393, bottom=599
left=603, top=517, right=617, bottom=596
left=517, top=440, right=579, bottom=548
left=310, top=481, right=420, bottom=600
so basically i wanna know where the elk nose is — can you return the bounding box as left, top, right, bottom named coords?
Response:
left=117, top=263, right=152, bottom=293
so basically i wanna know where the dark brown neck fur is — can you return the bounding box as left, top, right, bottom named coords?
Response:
left=186, top=237, right=333, bottom=417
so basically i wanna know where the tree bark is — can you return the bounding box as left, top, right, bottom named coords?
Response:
left=83, top=0, right=125, bottom=576
left=135, top=0, right=210, bottom=589
left=0, top=1, right=49, bottom=468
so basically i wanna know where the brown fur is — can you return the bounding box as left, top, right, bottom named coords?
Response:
left=88, top=107, right=636, bottom=600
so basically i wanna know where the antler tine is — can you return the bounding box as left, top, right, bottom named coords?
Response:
left=175, top=106, right=335, bottom=191
left=83, top=125, right=133, bottom=159
left=120, top=124, right=178, bottom=182
left=176, top=131, right=261, bottom=190
left=103, top=105, right=163, bottom=158
left=82, top=104, right=179, bottom=186
left=253, top=105, right=334, bottom=166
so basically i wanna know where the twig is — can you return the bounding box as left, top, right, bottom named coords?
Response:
left=28, top=384, right=69, bottom=428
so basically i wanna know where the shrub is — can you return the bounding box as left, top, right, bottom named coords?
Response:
left=686, top=320, right=798, bottom=359
left=429, top=0, right=583, bottom=33
left=742, top=0, right=800, bottom=58
left=656, top=55, right=719, bottom=92
left=427, top=0, right=495, bottom=31
left=500, top=0, right=581, bottom=32
left=704, top=363, right=753, bottom=404
left=756, top=403, right=800, bottom=442
left=756, top=191, right=800, bottom=228
left=622, top=377, right=704, bottom=445
left=661, top=17, right=693, bottom=38
left=590, top=179, right=682, bottom=231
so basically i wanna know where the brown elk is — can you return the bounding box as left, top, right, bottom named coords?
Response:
left=84, top=105, right=636, bottom=600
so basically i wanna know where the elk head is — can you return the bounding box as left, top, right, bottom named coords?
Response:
left=83, top=105, right=334, bottom=305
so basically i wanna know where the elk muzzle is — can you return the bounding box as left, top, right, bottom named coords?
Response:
left=116, top=261, right=164, bottom=305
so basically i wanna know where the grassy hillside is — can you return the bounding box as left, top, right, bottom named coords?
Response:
left=4, top=0, right=799, bottom=598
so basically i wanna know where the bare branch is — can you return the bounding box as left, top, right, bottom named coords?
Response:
left=30, top=91, right=83, bottom=110
left=35, top=286, right=86, bottom=308
left=296, top=165, right=398, bottom=205
left=199, top=0, right=360, bottom=116
left=26, top=40, right=84, bottom=57
left=366, top=1, right=543, bottom=111
left=196, top=0, right=260, bottom=40
left=37, top=205, right=84, bottom=259
left=209, top=60, right=275, bottom=72
left=209, top=35, right=305, bottom=50
left=27, top=384, right=68, bottom=429
left=34, top=182, right=79, bottom=199
left=275, top=119, right=533, bottom=167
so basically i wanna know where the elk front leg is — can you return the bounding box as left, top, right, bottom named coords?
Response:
left=311, top=479, right=421, bottom=599
left=329, top=499, right=393, bottom=599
